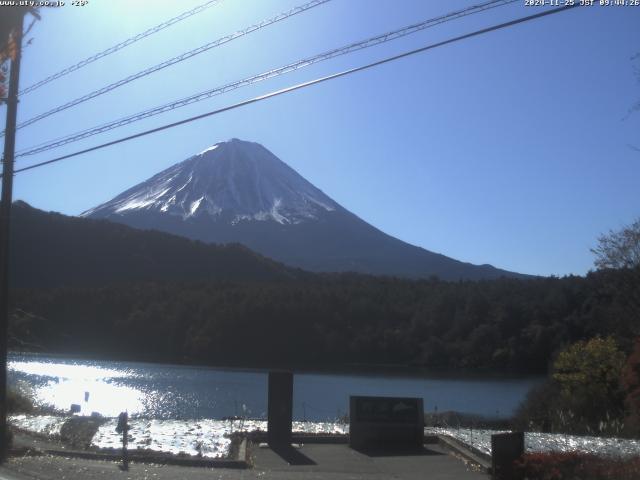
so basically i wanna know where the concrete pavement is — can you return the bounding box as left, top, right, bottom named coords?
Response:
left=0, top=442, right=487, bottom=479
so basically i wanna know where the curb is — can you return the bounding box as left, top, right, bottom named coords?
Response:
left=12, top=440, right=250, bottom=469
left=248, top=432, right=349, bottom=444
left=436, top=434, right=492, bottom=473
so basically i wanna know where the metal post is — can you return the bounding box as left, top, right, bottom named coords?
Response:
left=0, top=12, right=24, bottom=463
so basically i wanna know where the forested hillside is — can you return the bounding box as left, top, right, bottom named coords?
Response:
left=9, top=268, right=638, bottom=373
left=9, top=201, right=301, bottom=288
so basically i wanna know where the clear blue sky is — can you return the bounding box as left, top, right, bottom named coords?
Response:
left=3, top=0, right=639, bottom=277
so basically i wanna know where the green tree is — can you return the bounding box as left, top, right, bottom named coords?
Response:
left=552, top=337, right=625, bottom=434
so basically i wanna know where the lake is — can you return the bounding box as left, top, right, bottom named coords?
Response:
left=8, top=352, right=542, bottom=421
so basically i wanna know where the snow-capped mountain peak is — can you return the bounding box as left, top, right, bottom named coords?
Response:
left=82, top=138, right=338, bottom=225
left=82, top=138, right=526, bottom=280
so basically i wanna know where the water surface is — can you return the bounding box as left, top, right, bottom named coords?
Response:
left=8, top=352, right=542, bottom=420
left=14, top=353, right=638, bottom=460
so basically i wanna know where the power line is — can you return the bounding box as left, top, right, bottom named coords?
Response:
left=8, top=0, right=330, bottom=134
left=7, top=3, right=580, bottom=177
left=15, top=0, right=517, bottom=159
left=17, top=0, right=222, bottom=96
left=14, top=0, right=512, bottom=154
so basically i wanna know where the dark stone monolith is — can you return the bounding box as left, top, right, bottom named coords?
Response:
left=267, top=371, right=293, bottom=446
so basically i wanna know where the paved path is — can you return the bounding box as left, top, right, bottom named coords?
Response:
left=0, top=443, right=487, bottom=479
left=249, top=443, right=487, bottom=479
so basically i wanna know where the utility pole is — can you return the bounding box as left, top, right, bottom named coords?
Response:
left=0, top=11, right=24, bottom=463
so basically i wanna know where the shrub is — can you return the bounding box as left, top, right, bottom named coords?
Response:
left=513, top=452, right=640, bottom=480
left=513, top=381, right=561, bottom=432
left=622, top=336, right=640, bottom=436
left=7, top=387, right=34, bottom=413
left=552, top=337, right=625, bottom=434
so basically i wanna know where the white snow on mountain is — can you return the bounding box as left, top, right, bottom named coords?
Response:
left=198, top=144, right=219, bottom=155
left=82, top=139, right=338, bottom=225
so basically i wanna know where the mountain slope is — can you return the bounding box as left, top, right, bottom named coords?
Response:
left=82, top=139, right=337, bottom=225
left=9, top=201, right=299, bottom=289
left=83, top=138, right=526, bottom=281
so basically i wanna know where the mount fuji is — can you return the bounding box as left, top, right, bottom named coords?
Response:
left=82, top=138, right=524, bottom=280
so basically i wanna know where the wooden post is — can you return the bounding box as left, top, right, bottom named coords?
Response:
left=0, top=12, right=24, bottom=463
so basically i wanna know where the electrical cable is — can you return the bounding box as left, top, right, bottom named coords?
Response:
left=8, top=0, right=330, bottom=134
left=15, top=0, right=516, bottom=158
left=6, top=3, right=580, bottom=177
left=18, top=0, right=222, bottom=96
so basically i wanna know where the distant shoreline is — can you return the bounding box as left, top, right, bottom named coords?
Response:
left=8, top=350, right=545, bottom=381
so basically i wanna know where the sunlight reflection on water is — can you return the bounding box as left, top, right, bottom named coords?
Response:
left=9, top=361, right=138, bottom=380
left=10, top=415, right=348, bottom=458
left=9, top=359, right=145, bottom=416
left=8, top=355, right=274, bottom=420
left=37, top=379, right=144, bottom=417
